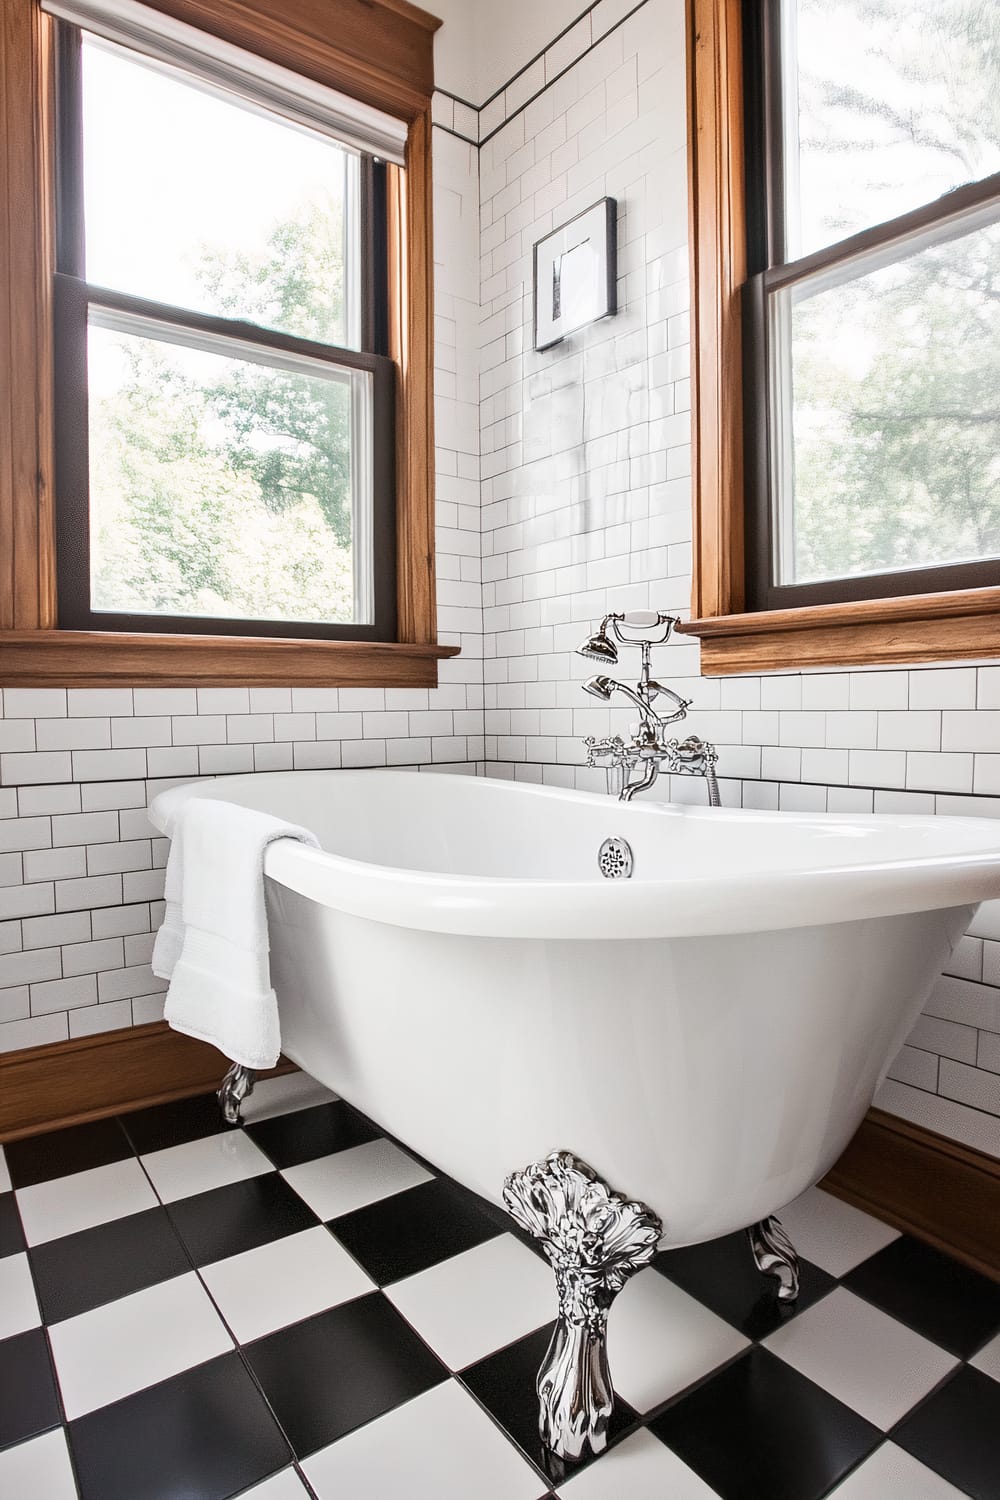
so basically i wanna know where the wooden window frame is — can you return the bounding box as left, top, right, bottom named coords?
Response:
left=0, top=0, right=458, bottom=687
left=685, top=0, right=1000, bottom=675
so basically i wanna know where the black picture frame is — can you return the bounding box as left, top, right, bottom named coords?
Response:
left=532, top=197, right=617, bottom=351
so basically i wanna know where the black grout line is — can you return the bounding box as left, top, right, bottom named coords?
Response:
left=432, top=85, right=481, bottom=112
left=477, top=0, right=652, bottom=150
left=431, top=120, right=480, bottom=149
left=479, top=0, right=626, bottom=112
left=431, top=0, right=652, bottom=152
left=482, top=759, right=1000, bottom=807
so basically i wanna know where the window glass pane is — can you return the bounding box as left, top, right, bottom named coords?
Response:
left=87, top=320, right=370, bottom=623
left=773, top=207, right=1000, bottom=585
left=784, top=0, right=1000, bottom=259
left=80, top=37, right=361, bottom=349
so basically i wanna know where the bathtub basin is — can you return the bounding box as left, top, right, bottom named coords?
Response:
left=150, top=768, right=1000, bottom=1248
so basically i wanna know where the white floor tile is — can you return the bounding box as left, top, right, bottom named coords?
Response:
left=16, top=1158, right=158, bottom=1246
left=0, top=1145, right=10, bottom=1194
left=0, top=1252, right=40, bottom=1339
left=49, top=1271, right=233, bottom=1419
left=240, top=1070, right=337, bottom=1123
left=557, top=1428, right=719, bottom=1499
left=970, top=1328, right=1000, bottom=1382
left=282, top=1138, right=433, bottom=1220
left=141, top=1129, right=273, bottom=1203
left=776, top=1187, right=900, bottom=1277
left=201, top=1225, right=375, bottom=1343
left=0, top=1428, right=78, bottom=1500
left=829, top=1441, right=969, bottom=1497
left=764, top=1286, right=957, bottom=1430
left=608, top=1269, right=749, bottom=1414
left=304, top=1379, right=541, bottom=1500
left=386, top=1233, right=554, bottom=1371
left=235, top=1468, right=312, bottom=1498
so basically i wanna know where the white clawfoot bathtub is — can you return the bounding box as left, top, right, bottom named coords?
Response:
left=151, top=768, right=1000, bottom=1458
left=151, top=767, right=999, bottom=1236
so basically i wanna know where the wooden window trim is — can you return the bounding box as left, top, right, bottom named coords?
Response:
left=0, top=0, right=458, bottom=687
left=685, top=0, right=1000, bottom=675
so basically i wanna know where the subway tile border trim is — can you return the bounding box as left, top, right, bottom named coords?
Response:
left=431, top=0, right=652, bottom=149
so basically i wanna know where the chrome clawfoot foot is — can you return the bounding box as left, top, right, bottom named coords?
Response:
left=503, top=1151, right=662, bottom=1463
left=217, top=1063, right=256, bottom=1125
left=747, top=1215, right=800, bottom=1301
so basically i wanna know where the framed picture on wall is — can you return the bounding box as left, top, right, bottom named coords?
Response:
left=533, top=197, right=617, bottom=351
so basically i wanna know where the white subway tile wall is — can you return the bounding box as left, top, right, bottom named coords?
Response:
left=0, top=124, right=484, bottom=1055
left=476, top=0, right=1000, bottom=1154
left=2, top=0, right=999, bottom=1156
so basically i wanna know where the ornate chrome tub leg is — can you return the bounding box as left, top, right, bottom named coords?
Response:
left=747, top=1215, right=800, bottom=1301
left=217, top=1063, right=257, bottom=1125
left=503, top=1151, right=662, bottom=1462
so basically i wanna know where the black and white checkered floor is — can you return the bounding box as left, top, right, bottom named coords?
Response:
left=2, top=1071, right=999, bottom=1500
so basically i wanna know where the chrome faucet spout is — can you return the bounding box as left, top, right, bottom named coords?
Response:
left=619, top=760, right=660, bottom=801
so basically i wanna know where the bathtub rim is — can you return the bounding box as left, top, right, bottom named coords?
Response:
left=149, top=769, right=1000, bottom=940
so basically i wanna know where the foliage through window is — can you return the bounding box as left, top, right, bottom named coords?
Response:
left=55, top=24, right=397, bottom=639
left=744, top=0, right=1000, bottom=610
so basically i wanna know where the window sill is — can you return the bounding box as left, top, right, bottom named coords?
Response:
left=0, top=630, right=460, bottom=687
left=684, top=586, right=1000, bottom=675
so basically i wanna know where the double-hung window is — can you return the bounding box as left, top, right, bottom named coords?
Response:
left=687, top=0, right=1000, bottom=671
left=53, top=8, right=398, bottom=639
left=0, top=0, right=448, bottom=686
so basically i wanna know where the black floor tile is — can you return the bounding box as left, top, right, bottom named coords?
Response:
left=893, top=1364, right=1000, bottom=1500
left=119, top=1092, right=229, bottom=1154
left=68, top=1352, right=291, bottom=1500
left=843, top=1235, right=1000, bottom=1359
left=246, top=1100, right=381, bottom=1168
left=4, top=1117, right=133, bottom=1189
left=654, top=1229, right=838, bottom=1340
left=459, top=1321, right=638, bottom=1489
left=166, top=1172, right=319, bottom=1266
left=649, top=1346, right=880, bottom=1500
left=29, top=1206, right=191, bottom=1324
left=0, top=1328, right=62, bottom=1451
left=0, top=1192, right=25, bottom=1259
left=244, top=1292, right=448, bottom=1458
left=330, top=1175, right=503, bottom=1285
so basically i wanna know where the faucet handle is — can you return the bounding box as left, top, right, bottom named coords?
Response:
left=669, top=734, right=720, bottom=768
left=584, top=734, right=634, bottom=769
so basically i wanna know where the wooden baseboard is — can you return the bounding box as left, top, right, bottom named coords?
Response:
left=0, top=1021, right=294, bottom=1142
left=822, top=1106, right=1000, bottom=1282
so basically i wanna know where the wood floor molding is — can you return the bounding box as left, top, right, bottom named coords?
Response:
left=0, top=1021, right=293, bottom=1142
left=822, top=1106, right=1000, bottom=1282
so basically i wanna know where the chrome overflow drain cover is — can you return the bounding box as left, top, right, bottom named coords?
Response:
left=598, top=837, right=633, bottom=879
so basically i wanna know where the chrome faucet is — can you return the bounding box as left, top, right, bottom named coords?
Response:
left=577, top=611, right=720, bottom=805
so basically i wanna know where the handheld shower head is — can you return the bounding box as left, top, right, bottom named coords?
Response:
left=583, top=674, right=616, bottom=701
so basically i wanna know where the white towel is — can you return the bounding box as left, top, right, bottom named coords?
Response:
left=152, top=797, right=319, bottom=1070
